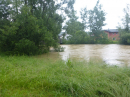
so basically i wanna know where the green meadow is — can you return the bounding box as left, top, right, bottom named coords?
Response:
left=0, top=55, right=130, bottom=97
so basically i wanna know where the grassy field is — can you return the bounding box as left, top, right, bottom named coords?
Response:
left=0, top=55, right=130, bottom=97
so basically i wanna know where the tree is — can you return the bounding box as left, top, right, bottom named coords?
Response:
left=80, top=8, right=88, bottom=30
left=122, top=4, right=130, bottom=32
left=0, top=0, right=11, bottom=28
left=88, top=0, right=106, bottom=43
left=80, top=0, right=108, bottom=44
left=64, top=10, right=85, bottom=35
left=0, top=0, right=11, bottom=52
left=67, top=31, right=90, bottom=44
left=119, top=4, right=130, bottom=44
left=88, top=0, right=106, bottom=31
left=0, top=0, right=75, bottom=55
left=119, top=30, right=130, bottom=44
left=63, top=9, right=90, bottom=44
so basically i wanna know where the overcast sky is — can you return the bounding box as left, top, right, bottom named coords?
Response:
left=74, top=0, right=130, bottom=30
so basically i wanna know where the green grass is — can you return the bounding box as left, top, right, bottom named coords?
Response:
left=0, top=55, right=130, bottom=97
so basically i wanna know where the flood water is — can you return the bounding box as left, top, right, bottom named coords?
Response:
left=38, top=44, right=130, bottom=66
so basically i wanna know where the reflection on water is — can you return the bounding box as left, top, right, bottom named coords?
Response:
left=102, top=45, right=122, bottom=65
left=59, top=44, right=130, bottom=66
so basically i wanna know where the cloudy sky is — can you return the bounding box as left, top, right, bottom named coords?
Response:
left=74, top=0, right=130, bottom=30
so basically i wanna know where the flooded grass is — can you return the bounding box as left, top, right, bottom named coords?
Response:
left=0, top=55, right=130, bottom=97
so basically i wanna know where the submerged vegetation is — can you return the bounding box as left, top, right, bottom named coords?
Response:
left=54, top=46, right=65, bottom=52
left=0, top=55, right=130, bottom=97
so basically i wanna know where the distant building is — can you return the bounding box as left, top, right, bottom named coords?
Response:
left=104, top=29, right=119, bottom=40
left=58, top=32, right=72, bottom=44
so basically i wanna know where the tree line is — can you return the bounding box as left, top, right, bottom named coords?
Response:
left=62, top=1, right=130, bottom=45
left=0, top=0, right=130, bottom=55
left=62, top=0, right=109, bottom=44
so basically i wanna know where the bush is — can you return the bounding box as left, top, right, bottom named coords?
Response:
left=66, top=31, right=90, bottom=44
left=15, top=39, right=38, bottom=55
left=0, top=5, right=62, bottom=55
left=54, top=46, right=65, bottom=52
left=120, top=32, right=130, bottom=44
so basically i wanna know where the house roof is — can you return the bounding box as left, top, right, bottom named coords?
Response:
left=104, top=29, right=118, bottom=33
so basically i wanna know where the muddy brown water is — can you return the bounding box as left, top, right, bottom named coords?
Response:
left=37, top=44, right=130, bottom=66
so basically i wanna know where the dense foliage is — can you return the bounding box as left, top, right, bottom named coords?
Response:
left=67, top=31, right=90, bottom=44
left=0, top=0, right=75, bottom=55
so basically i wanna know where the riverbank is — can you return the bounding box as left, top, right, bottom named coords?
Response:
left=0, top=55, right=130, bottom=97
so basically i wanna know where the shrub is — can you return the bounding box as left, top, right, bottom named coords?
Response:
left=54, top=46, right=65, bottom=52
left=15, top=38, right=38, bottom=55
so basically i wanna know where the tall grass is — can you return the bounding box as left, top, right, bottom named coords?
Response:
left=0, top=55, right=130, bottom=97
